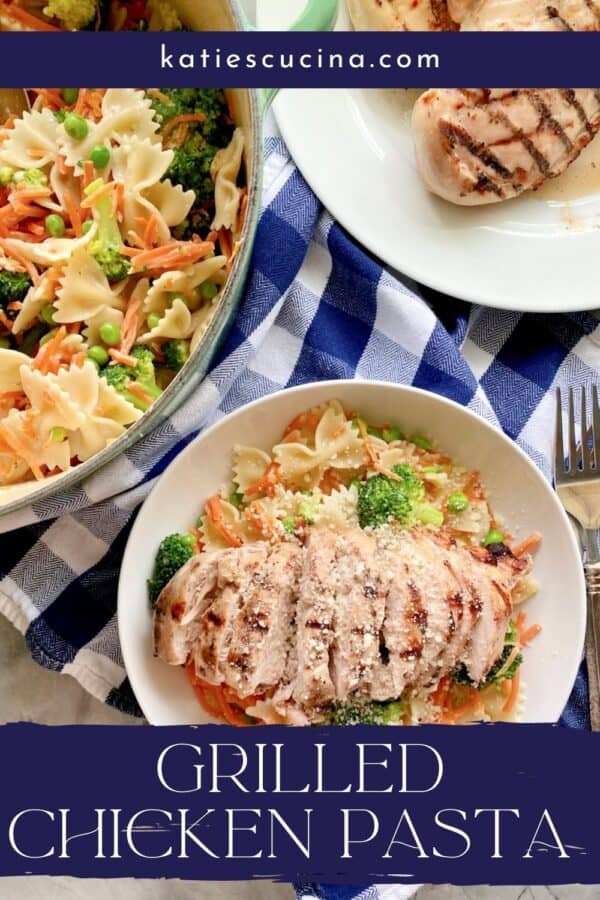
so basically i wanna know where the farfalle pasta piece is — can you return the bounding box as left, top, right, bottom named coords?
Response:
left=211, top=127, right=244, bottom=232
left=377, top=443, right=420, bottom=473
left=68, top=417, right=127, bottom=463
left=143, top=257, right=227, bottom=315
left=20, top=365, right=85, bottom=433
left=0, top=407, right=72, bottom=477
left=1, top=225, right=97, bottom=267
left=199, top=498, right=255, bottom=552
left=315, top=485, right=360, bottom=530
left=59, top=89, right=161, bottom=169
left=137, top=297, right=192, bottom=343
left=232, top=445, right=272, bottom=493
left=189, top=302, right=218, bottom=353
left=0, top=107, right=59, bottom=169
left=97, top=380, right=143, bottom=427
left=121, top=191, right=171, bottom=247
left=54, top=247, right=126, bottom=323
left=111, top=137, right=174, bottom=192
left=144, top=180, right=195, bottom=227
left=0, top=349, right=31, bottom=392
left=12, top=272, right=56, bottom=334
left=0, top=450, right=30, bottom=486
left=274, top=402, right=368, bottom=488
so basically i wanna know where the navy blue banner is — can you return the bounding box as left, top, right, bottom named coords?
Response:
left=0, top=723, right=598, bottom=884
left=0, top=32, right=598, bottom=87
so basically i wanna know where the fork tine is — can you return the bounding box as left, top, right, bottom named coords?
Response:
left=581, top=386, right=592, bottom=472
left=593, top=384, right=600, bottom=471
left=568, top=387, right=579, bottom=472
left=555, top=387, right=566, bottom=474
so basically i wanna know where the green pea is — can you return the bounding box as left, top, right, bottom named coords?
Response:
left=382, top=424, right=403, bottom=443
left=0, top=166, right=14, bottom=185
left=89, top=145, right=110, bottom=169
left=282, top=515, right=296, bottom=534
left=88, top=358, right=101, bottom=373
left=62, top=88, right=79, bottom=105
left=229, top=492, right=244, bottom=509
left=147, top=312, right=161, bottom=330
left=99, top=322, right=121, bottom=346
left=483, top=529, right=505, bottom=547
left=50, top=426, right=66, bottom=443
left=0, top=336, right=11, bottom=349
left=82, top=220, right=94, bottom=235
left=87, top=345, right=109, bottom=367
left=447, top=491, right=470, bottom=514
left=200, top=282, right=219, bottom=301
left=39, top=303, right=56, bottom=326
left=64, top=112, right=89, bottom=141
left=45, top=214, right=65, bottom=237
left=411, top=434, right=432, bottom=451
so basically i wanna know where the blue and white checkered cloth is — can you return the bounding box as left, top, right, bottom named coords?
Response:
left=0, top=114, right=598, bottom=896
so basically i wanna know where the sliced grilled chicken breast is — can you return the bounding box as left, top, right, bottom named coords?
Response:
left=153, top=553, right=221, bottom=665
left=459, top=0, right=600, bottom=30
left=223, top=542, right=303, bottom=697
left=412, top=88, right=600, bottom=205
left=347, top=0, right=458, bottom=31
left=192, top=544, right=268, bottom=684
left=154, top=525, right=533, bottom=722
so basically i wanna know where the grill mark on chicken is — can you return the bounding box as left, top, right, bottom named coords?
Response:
left=561, top=89, right=596, bottom=137
left=546, top=5, right=574, bottom=27
left=492, top=109, right=551, bottom=175
left=528, top=91, right=574, bottom=151
left=440, top=120, right=513, bottom=179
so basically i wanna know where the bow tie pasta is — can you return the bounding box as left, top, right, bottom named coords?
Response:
left=0, top=88, right=245, bottom=492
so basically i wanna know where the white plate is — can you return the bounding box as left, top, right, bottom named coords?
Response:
left=118, top=380, right=586, bottom=725
left=257, top=0, right=600, bottom=313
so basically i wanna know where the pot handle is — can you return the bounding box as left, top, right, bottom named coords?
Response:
left=244, top=0, right=340, bottom=112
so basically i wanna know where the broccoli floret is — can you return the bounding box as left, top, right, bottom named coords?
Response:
left=325, top=698, right=405, bottom=726
left=101, top=345, right=162, bottom=411
left=0, top=271, right=32, bottom=308
left=148, top=532, right=195, bottom=604
left=162, top=339, right=189, bottom=372
left=43, top=0, right=96, bottom=29
left=357, top=473, right=413, bottom=529
left=452, top=621, right=523, bottom=688
left=357, top=464, right=442, bottom=530
left=147, top=89, right=234, bottom=214
left=86, top=180, right=131, bottom=282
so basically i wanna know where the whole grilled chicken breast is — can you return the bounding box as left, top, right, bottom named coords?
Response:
left=346, top=0, right=457, bottom=31
left=459, top=0, right=600, bottom=30
left=412, top=88, right=600, bottom=205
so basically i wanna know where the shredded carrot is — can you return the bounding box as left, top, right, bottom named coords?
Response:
left=161, top=113, right=207, bottom=141
left=520, top=623, right=542, bottom=646
left=126, top=382, right=154, bottom=406
left=441, top=692, right=484, bottom=724
left=357, top=416, right=379, bottom=466
left=108, top=348, right=137, bottom=367
left=0, top=239, right=39, bottom=284
left=0, top=310, right=13, bottom=332
left=205, top=495, right=243, bottom=548
left=283, top=410, right=321, bottom=437
left=57, top=154, right=68, bottom=176
left=218, top=227, right=233, bottom=259
left=319, top=468, right=342, bottom=495
left=502, top=672, right=521, bottom=715
left=83, top=160, right=95, bottom=188
left=6, top=300, right=22, bottom=311
left=64, top=192, right=82, bottom=237
left=119, top=298, right=142, bottom=357
left=0, top=423, right=44, bottom=480
left=512, top=532, right=542, bottom=558
left=73, top=89, right=88, bottom=117
left=143, top=214, right=159, bottom=248
left=126, top=230, right=146, bottom=250
left=81, top=181, right=115, bottom=209
left=462, top=470, right=485, bottom=501
left=245, top=501, right=274, bottom=540
left=147, top=89, right=172, bottom=105
left=33, top=325, right=66, bottom=374
left=244, top=461, right=281, bottom=498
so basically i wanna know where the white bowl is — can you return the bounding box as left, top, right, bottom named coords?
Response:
left=118, top=380, right=586, bottom=725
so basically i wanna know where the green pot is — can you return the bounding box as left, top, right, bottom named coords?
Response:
left=0, top=0, right=339, bottom=520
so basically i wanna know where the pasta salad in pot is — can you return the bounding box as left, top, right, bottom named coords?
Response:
left=0, top=88, right=245, bottom=489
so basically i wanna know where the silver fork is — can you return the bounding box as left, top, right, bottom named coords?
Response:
left=555, top=386, right=600, bottom=730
